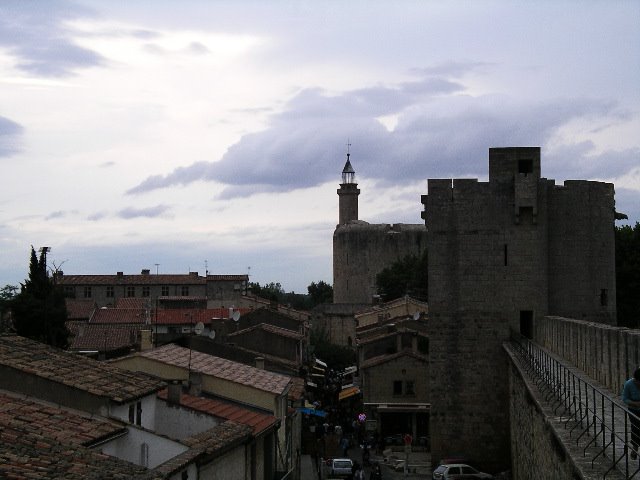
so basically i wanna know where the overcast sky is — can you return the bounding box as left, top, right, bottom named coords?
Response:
left=1, top=1, right=638, bottom=293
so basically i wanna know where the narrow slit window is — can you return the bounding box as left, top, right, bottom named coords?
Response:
left=504, top=244, right=508, bottom=266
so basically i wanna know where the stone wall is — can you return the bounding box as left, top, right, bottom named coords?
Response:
left=536, top=315, right=640, bottom=396
left=422, top=147, right=617, bottom=473
left=333, top=222, right=427, bottom=305
left=505, top=345, right=617, bottom=480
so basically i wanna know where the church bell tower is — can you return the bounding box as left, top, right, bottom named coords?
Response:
left=337, top=151, right=360, bottom=225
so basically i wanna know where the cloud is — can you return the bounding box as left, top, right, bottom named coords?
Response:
left=0, top=1, right=103, bottom=76
left=117, top=205, right=171, bottom=219
left=0, top=115, right=23, bottom=156
left=126, top=70, right=636, bottom=199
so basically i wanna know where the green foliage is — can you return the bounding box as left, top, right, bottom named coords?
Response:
left=616, top=223, right=640, bottom=328
left=309, top=326, right=356, bottom=371
left=249, top=280, right=333, bottom=311
left=375, top=249, right=428, bottom=302
left=10, top=247, right=69, bottom=348
left=307, top=280, right=333, bottom=306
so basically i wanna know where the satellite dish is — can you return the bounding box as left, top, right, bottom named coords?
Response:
left=232, top=311, right=241, bottom=322
left=413, top=312, right=420, bottom=321
left=194, top=322, right=204, bottom=335
left=208, top=330, right=216, bottom=340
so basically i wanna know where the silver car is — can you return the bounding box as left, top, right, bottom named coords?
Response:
left=432, top=463, right=493, bottom=480
left=329, top=458, right=354, bottom=478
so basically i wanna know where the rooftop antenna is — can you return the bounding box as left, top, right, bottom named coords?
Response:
left=205, top=259, right=209, bottom=276
left=154, top=263, right=160, bottom=275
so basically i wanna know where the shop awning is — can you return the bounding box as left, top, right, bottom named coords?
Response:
left=338, top=386, right=360, bottom=401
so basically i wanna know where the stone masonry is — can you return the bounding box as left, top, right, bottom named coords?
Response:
left=422, top=147, right=616, bottom=472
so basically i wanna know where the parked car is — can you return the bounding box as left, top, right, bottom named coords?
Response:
left=329, top=458, right=354, bottom=478
left=432, top=463, right=493, bottom=480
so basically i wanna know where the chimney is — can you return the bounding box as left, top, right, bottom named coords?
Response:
left=255, top=357, right=265, bottom=370
left=117, top=272, right=123, bottom=277
left=139, top=330, right=153, bottom=351
left=167, top=380, right=182, bottom=405
left=141, top=269, right=150, bottom=275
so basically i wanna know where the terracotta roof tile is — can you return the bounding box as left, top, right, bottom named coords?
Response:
left=360, top=350, right=428, bottom=370
left=140, top=344, right=291, bottom=395
left=0, top=390, right=125, bottom=446
left=157, top=389, right=278, bottom=435
left=90, top=307, right=149, bottom=324
left=115, top=298, right=150, bottom=309
left=0, top=391, right=158, bottom=479
left=153, top=308, right=251, bottom=325
left=66, top=322, right=142, bottom=352
left=228, top=323, right=304, bottom=340
left=65, top=299, right=97, bottom=320
left=59, top=273, right=206, bottom=285
left=0, top=336, right=164, bottom=403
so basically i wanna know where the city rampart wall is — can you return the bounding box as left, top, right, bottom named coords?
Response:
left=536, top=315, right=640, bottom=396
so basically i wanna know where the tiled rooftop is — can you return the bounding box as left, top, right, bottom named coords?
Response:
left=0, top=390, right=125, bottom=446
left=360, top=349, right=428, bottom=370
left=65, top=298, right=97, bottom=319
left=228, top=322, right=304, bottom=340
left=157, top=389, right=278, bottom=435
left=58, top=273, right=206, bottom=285
left=0, top=391, right=158, bottom=479
left=153, top=421, right=251, bottom=477
left=90, top=307, right=149, bottom=324
left=154, top=308, right=251, bottom=325
left=0, top=335, right=165, bottom=403
left=140, top=344, right=292, bottom=395
left=67, top=322, right=142, bottom=352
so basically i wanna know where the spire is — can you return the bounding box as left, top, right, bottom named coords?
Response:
left=341, top=141, right=356, bottom=184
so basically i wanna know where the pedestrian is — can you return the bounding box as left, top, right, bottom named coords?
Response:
left=340, top=435, right=350, bottom=457
left=369, top=462, right=382, bottom=480
left=622, top=367, right=640, bottom=459
left=353, top=462, right=365, bottom=480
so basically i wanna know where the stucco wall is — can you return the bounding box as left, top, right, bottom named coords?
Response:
left=200, top=445, right=247, bottom=480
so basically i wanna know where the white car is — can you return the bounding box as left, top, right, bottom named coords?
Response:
left=329, top=458, right=353, bottom=478
left=432, top=463, right=493, bottom=480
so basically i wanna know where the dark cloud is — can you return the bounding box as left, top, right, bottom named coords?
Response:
left=0, top=1, right=103, bottom=76
left=87, top=211, right=107, bottom=221
left=126, top=72, right=635, bottom=199
left=0, top=115, right=23, bottom=156
left=117, top=205, right=171, bottom=219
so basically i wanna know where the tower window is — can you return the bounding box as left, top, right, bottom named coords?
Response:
left=518, top=159, right=533, bottom=175
left=600, top=289, right=608, bottom=306
left=520, top=311, right=534, bottom=339
left=504, top=244, right=508, bottom=266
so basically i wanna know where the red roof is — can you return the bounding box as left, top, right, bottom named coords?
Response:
left=157, top=389, right=278, bottom=435
left=154, top=308, right=251, bottom=325
left=58, top=273, right=206, bottom=285
left=66, top=321, right=142, bottom=352
left=90, top=307, right=148, bottom=324
left=65, top=299, right=97, bottom=320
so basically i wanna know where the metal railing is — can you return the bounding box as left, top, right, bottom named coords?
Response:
left=510, top=332, right=640, bottom=479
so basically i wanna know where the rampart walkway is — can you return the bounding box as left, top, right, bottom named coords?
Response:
left=509, top=334, right=640, bottom=479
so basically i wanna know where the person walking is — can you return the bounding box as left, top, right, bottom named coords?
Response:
left=622, top=367, right=640, bottom=459
left=369, top=462, right=382, bottom=480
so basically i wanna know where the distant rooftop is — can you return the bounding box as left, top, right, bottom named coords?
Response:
left=139, top=344, right=292, bottom=395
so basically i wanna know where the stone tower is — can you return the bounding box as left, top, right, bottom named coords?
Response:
left=337, top=153, right=360, bottom=225
left=333, top=153, right=428, bottom=307
left=422, top=147, right=616, bottom=472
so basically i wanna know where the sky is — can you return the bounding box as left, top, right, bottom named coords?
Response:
left=0, top=1, right=638, bottom=294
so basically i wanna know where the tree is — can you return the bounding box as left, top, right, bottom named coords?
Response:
left=307, top=281, right=333, bottom=306
left=375, top=249, right=428, bottom=302
left=616, top=223, right=640, bottom=328
left=0, top=284, right=18, bottom=333
left=10, top=247, right=69, bottom=348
